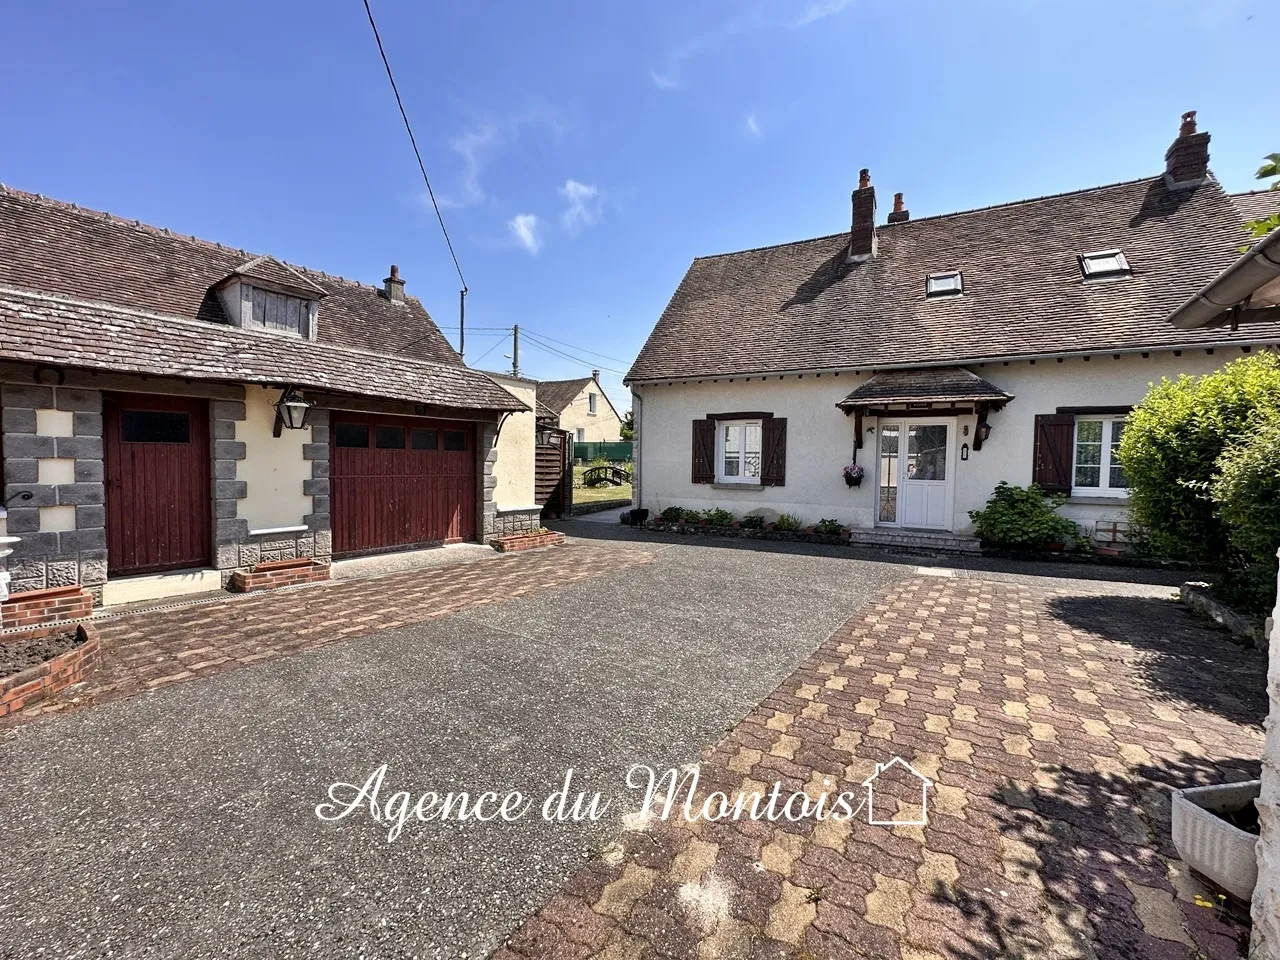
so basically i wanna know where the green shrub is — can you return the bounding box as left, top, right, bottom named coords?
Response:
left=1212, top=419, right=1280, bottom=614
left=659, top=506, right=687, bottom=523
left=739, top=514, right=766, bottom=530
left=815, top=518, right=844, bottom=536
left=703, top=507, right=734, bottom=526
left=1117, top=353, right=1280, bottom=565
left=968, top=482, right=1077, bottom=549
left=774, top=513, right=802, bottom=532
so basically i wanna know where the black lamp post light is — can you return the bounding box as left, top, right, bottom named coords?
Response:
left=273, top=386, right=314, bottom=436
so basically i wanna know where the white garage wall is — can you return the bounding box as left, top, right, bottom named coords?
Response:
left=486, top=373, right=537, bottom=510
left=238, top=387, right=313, bottom=532
left=635, top=349, right=1254, bottom=533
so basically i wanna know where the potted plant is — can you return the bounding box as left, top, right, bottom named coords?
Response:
left=843, top=463, right=865, bottom=488
left=1171, top=780, right=1261, bottom=901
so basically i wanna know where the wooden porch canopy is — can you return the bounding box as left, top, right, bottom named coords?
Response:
left=835, top=367, right=1013, bottom=450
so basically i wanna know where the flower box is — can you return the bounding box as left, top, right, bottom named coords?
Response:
left=0, top=621, right=99, bottom=717
left=1171, top=780, right=1260, bottom=901
left=488, top=531, right=565, bottom=553
left=229, top=558, right=330, bottom=593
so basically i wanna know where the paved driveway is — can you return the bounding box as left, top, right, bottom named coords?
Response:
left=0, top=524, right=1207, bottom=958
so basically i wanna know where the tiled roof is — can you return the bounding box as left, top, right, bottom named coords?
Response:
left=1231, top=190, right=1280, bottom=222
left=836, top=367, right=1013, bottom=409
left=0, top=288, right=526, bottom=412
left=537, top=377, right=593, bottom=414
left=0, top=185, right=461, bottom=365
left=629, top=175, right=1280, bottom=382
left=228, top=255, right=329, bottom=297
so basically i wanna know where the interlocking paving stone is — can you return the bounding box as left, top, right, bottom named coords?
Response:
left=501, top=577, right=1264, bottom=959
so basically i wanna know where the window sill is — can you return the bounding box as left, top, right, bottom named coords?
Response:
left=712, top=482, right=762, bottom=491
left=1066, top=495, right=1129, bottom=506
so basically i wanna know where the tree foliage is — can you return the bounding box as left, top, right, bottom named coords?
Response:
left=1212, top=419, right=1280, bottom=614
left=1118, top=353, right=1280, bottom=565
left=1245, top=152, right=1280, bottom=239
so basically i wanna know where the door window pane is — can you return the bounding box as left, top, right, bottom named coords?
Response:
left=443, top=430, right=467, bottom=451
left=411, top=428, right=438, bottom=450
left=907, top=424, right=947, bottom=481
left=334, top=423, right=369, bottom=448
left=375, top=426, right=406, bottom=449
left=121, top=410, right=190, bottom=444
left=879, top=425, right=900, bottom=523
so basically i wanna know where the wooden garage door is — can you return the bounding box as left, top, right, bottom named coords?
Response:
left=104, top=393, right=211, bottom=576
left=330, top=412, right=475, bottom=556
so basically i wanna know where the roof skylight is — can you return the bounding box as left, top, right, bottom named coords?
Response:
left=925, top=271, right=963, bottom=298
left=1079, top=249, right=1130, bottom=280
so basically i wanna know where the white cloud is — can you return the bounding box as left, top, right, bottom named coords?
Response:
left=793, top=0, right=854, bottom=27
left=507, top=214, right=542, bottom=254
left=436, top=108, right=565, bottom=209
left=559, top=180, right=602, bottom=232
left=745, top=113, right=762, bottom=138
left=650, top=70, right=680, bottom=90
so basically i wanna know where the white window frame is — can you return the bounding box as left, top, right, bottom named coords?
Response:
left=1071, top=416, right=1129, bottom=497
left=716, top=418, right=763, bottom=485
left=587, top=392, right=598, bottom=415
left=925, top=271, right=963, bottom=298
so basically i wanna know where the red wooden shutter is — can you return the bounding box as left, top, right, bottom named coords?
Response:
left=1033, top=414, right=1075, bottom=493
left=692, top=419, right=715, bottom=484
left=761, top=417, right=787, bottom=487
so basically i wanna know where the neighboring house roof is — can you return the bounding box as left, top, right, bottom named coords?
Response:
left=1166, top=226, right=1280, bottom=330
left=0, top=185, right=461, bottom=364
left=836, top=367, right=1013, bottom=410
left=0, top=287, right=525, bottom=411
left=535, top=399, right=560, bottom=423
left=629, top=175, right=1280, bottom=382
left=537, top=377, right=595, bottom=415
left=1231, top=190, right=1280, bottom=222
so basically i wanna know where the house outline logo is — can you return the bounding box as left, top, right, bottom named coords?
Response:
left=861, top=756, right=934, bottom=826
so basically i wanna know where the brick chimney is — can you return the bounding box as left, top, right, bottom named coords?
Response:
left=383, top=264, right=405, bottom=303
left=887, top=192, right=910, bottom=224
left=849, top=168, right=877, bottom=262
left=1164, top=110, right=1210, bottom=190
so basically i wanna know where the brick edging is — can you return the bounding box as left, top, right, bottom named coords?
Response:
left=229, top=558, right=331, bottom=593
left=1, top=585, right=95, bottom=629
left=0, top=622, right=100, bottom=717
left=488, top=532, right=566, bottom=553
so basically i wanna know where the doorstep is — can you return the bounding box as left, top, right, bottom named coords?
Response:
left=848, top=528, right=982, bottom=555
left=101, top=567, right=223, bottom=607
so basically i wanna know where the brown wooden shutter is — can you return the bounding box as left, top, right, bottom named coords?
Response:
left=692, top=419, right=715, bottom=484
left=1033, top=413, right=1075, bottom=493
left=761, top=417, right=787, bottom=487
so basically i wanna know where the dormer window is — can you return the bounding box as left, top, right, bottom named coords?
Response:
left=1079, top=249, right=1130, bottom=281
left=214, top=256, right=326, bottom=341
left=925, top=271, right=963, bottom=298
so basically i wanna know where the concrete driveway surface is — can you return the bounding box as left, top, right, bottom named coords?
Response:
left=0, top=522, right=1209, bottom=958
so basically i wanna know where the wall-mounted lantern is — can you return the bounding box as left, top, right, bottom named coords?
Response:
left=273, top=386, right=314, bottom=436
left=974, top=420, right=992, bottom=446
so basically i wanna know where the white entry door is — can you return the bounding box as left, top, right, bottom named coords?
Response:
left=877, top=420, right=954, bottom=530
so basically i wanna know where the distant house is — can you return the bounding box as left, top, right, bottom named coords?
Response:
left=0, top=186, right=526, bottom=605
left=625, top=112, right=1280, bottom=546
left=538, top=371, right=623, bottom=444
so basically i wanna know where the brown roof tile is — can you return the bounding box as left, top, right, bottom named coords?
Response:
left=836, top=367, right=1013, bottom=409
left=537, top=377, right=593, bottom=414
left=0, top=186, right=461, bottom=364
left=1231, top=190, right=1280, bottom=222
left=629, top=176, right=1280, bottom=381
left=0, top=288, right=525, bottom=411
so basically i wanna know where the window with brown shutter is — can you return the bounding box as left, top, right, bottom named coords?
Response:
left=692, top=418, right=715, bottom=483
left=1033, top=413, right=1075, bottom=493
left=761, top=417, right=787, bottom=486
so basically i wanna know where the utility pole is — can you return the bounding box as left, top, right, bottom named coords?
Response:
left=512, top=324, right=520, bottom=377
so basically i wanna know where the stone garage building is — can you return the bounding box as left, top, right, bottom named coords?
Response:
left=0, top=186, right=525, bottom=605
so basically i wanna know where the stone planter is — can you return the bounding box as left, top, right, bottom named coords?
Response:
left=0, top=622, right=99, bottom=717
left=488, top=531, right=565, bottom=553
left=1171, top=780, right=1260, bottom=901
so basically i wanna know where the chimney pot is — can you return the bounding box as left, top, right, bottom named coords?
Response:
left=1164, top=109, right=1210, bottom=191
left=383, top=264, right=406, bottom=302
left=849, top=170, right=878, bottom=261
left=592, top=369, right=600, bottom=380
left=887, top=191, right=910, bottom=224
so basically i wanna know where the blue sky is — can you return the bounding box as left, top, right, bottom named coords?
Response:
left=2, top=1, right=1275, bottom=409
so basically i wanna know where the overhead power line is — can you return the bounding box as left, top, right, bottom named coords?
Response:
left=520, top=331, right=628, bottom=376
left=520, top=328, right=632, bottom=366
left=361, top=0, right=466, bottom=293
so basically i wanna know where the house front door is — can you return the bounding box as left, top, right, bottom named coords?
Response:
left=876, top=420, right=954, bottom=531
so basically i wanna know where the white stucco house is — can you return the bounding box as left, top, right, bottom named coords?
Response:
left=626, top=112, right=1280, bottom=547
left=538, top=372, right=624, bottom=445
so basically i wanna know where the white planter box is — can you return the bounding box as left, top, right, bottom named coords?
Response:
left=1171, top=780, right=1261, bottom=901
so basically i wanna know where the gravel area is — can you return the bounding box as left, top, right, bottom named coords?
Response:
left=0, top=526, right=1189, bottom=958
left=0, top=629, right=80, bottom=678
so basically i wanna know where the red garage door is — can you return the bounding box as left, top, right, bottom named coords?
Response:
left=330, top=412, right=476, bottom=556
